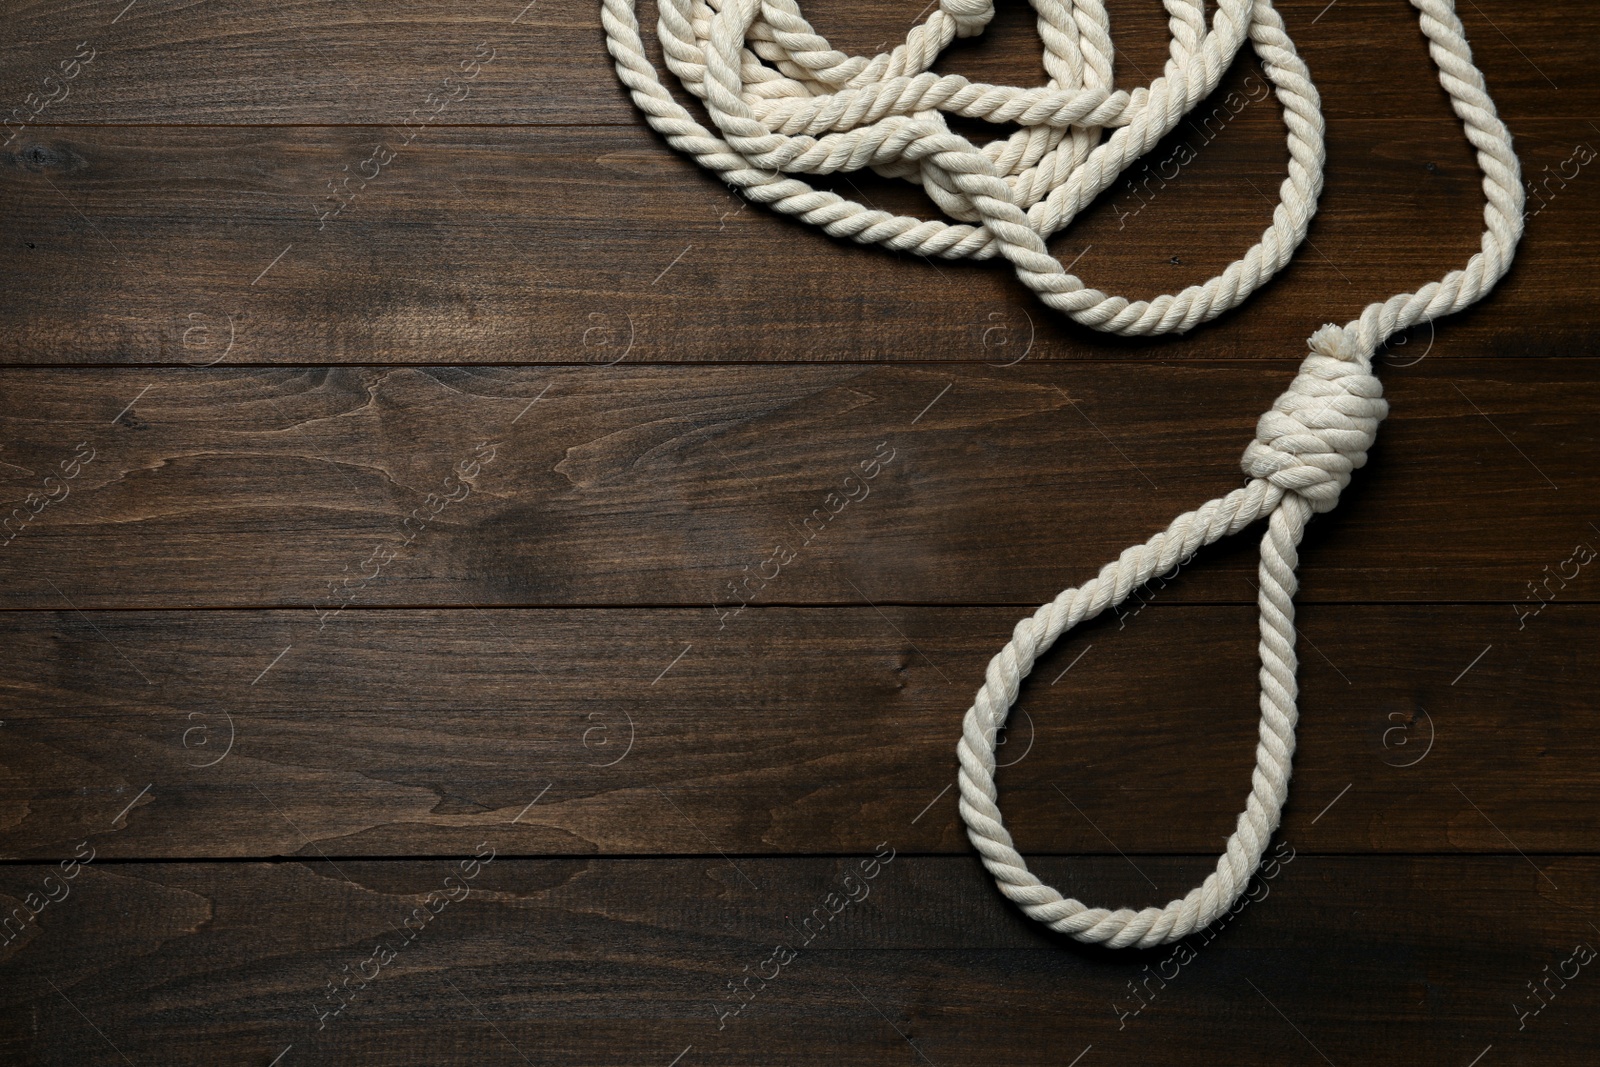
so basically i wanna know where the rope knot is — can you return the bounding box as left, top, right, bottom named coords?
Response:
left=938, top=0, right=994, bottom=38
left=1240, top=324, right=1389, bottom=513
left=918, top=154, right=985, bottom=221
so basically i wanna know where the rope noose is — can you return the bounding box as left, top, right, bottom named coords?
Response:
left=603, top=0, right=1525, bottom=946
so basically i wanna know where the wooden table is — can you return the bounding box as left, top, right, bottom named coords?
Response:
left=1, top=1, right=1596, bottom=1063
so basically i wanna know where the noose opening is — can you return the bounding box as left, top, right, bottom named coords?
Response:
left=604, top=0, right=1524, bottom=945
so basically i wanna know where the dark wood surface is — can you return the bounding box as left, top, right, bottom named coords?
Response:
left=1, top=604, right=1597, bottom=860
left=3, top=857, right=1598, bottom=1066
left=2, top=0, right=1597, bottom=1063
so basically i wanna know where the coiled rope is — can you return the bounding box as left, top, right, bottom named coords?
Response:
left=603, top=0, right=1524, bottom=946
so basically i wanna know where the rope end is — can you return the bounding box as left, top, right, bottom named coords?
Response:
left=1307, top=323, right=1353, bottom=360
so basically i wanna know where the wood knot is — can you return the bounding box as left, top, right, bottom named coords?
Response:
left=9, top=141, right=83, bottom=174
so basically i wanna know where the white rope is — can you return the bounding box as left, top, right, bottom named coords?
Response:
left=604, top=0, right=1524, bottom=946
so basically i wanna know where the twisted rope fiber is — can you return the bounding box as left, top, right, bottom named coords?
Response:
left=604, top=0, right=1524, bottom=946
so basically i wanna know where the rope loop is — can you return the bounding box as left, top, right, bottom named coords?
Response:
left=604, top=0, right=1525, bottom=946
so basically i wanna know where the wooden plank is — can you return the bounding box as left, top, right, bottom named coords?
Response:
left=0, top=855, right=1595, bottom=1064
left=0, top=2, right=1592, bottom=1063
left=1, top=114, right=1593, bottom=363
left=0, top=0, right=1591, bottom=126
left=1, top=603, right=1594, bottom=858
left=0, top=361, right=1591, bottom=609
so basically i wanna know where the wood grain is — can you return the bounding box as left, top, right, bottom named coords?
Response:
left=2, top=0, right=1597, bottom=1063
left=0, top=604, right=1593, bottom=858
left=0, top=117, right=1591, bottom=363
left=0, top=361, right=1593, bottom=610
left=0, top=0, right=1593, bottom=125
left=1, top=856, right=1595, bottom=1065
